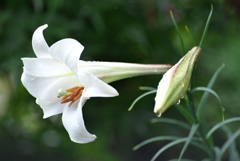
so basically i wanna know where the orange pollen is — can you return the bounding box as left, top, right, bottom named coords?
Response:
left=58, top=86, right=84, bottom=107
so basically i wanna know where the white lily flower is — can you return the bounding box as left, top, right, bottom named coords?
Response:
left=21, top=24, right=171, bottom=143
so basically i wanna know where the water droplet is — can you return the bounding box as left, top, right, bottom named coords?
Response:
left=177, top=100, right=181, bottom=105
left=157, top=113, right=162, bottom=117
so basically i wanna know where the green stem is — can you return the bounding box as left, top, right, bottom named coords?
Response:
left=187, top=91, right=198, bottom=123
left=187, top=91, right=215, bottom=160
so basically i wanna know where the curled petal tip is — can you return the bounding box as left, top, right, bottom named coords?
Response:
left=43, top=24, right=48, bottom=28
left=32, top=24, right=51, bottom=58
left=112, top=90, right=119, bottom=96
left=39, top=24, right=48, bottom=30
left=70, top=134, right=97, bottom=144
left=34, top=24, right=48, bottom=33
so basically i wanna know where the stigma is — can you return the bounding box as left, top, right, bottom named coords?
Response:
left=57, top=86, right=84, bottom=107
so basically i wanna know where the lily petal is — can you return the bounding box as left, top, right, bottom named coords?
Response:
left=22, top=58, right=71, bottom=77
left=49, top=39, right=84, bottom=72
left=32, top=24, right=51, bottom=58
left=62, top=102, right=97, bottom=143
left=78, top=71, right=119, bottom=98
left=21, top=73, right=80, bottom=118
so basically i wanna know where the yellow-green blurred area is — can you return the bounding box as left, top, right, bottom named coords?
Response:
left=0, top=0, right=240, bottom=160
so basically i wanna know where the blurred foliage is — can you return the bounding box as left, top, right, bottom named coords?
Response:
left=0, top=0, right=240, bottom=160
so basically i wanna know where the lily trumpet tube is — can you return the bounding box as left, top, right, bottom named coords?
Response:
left=154, top=47, right=201, bottom=115
left=78, top=61, right=171, bottom=83
left=21, top=24, right=171, bottom=144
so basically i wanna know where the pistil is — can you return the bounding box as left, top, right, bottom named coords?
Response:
left=57, top=86, right=84, bottom=107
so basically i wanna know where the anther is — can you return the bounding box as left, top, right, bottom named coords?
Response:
left=57, top=86, right=84, bottom=107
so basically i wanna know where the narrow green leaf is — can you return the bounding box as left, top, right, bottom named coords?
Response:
left=170, top=10, right=185, bottom=55
left=175, top=104, right=195, bottom=124
left=178, top=124, right=199, bottom=161
left=199, top=5, right=213, bottom=47
left=192, top=87, right=223, bottom=109
left=220, top=129, right=240, bottom=158
left=214, top=147, right=222, bottom=161
left=229, top=143, right=240, bottom=161
left=128, top=90, right=156, bottom=111
left=192, top=87, right=225, bottom=120
left=229, top=138, right=240, bottom=161
left=151, top=137, right=202, bottom=161
left=169, top=159, right=195, bottom=161
left=185, top=25, right=196, bottom=46
left=202, top=158, right=213, bottom=161
left=197, top=64, right=225, bottom=119
left=221, top=126, right=240, bottom=161
left=206, top=117, right=240, bottom=138
left=139, top=86, right=157, bottom=91
left=133, top=136, right=179, bottom=150
left=190, top=141, right=212, bottom=157
left=151, top=118, right=190, bottom=130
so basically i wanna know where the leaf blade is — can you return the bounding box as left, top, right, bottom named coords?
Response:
left=133, top=136, right=179, bottom=150
left=151, top=118, right=191, bottom=130
left=150, top=137, right=203, bottom=161
left=220, top=129, right=240, bottom=157
left=206, top=117, right=240, bottom=138
left=199, top=5, right=213, bottom=47
left=128, top=90, right=156, bottom=111
left=192, top=87, right=225, bottom=120
left=178, top=124, right=199, bottom=161
left=197, top=64, right=225, bottom=119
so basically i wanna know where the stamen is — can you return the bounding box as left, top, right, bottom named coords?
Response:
left=57, top=86, right=84, bottom=107
left=57, top=89, right=68, bottom=97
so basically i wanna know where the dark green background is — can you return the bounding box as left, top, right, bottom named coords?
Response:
left=0, top=0, right=240, bottom=160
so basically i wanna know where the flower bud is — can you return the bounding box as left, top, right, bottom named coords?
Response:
left=154, top=47, right=201, bottom=115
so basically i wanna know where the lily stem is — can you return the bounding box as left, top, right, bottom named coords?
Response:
left=186, top=91, right=215, bottom=160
